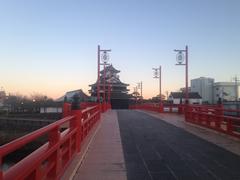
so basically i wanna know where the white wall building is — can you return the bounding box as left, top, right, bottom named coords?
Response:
left=40, top=107, right=62, bottom=113
left=213, top=82, right=239, bottom=103
left=168, top=92, right=202, bottom=105
left=191, top=77, right=214, bottom=104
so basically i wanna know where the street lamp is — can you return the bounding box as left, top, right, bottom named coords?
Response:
left=174, top=45, right=189, bottom=104
left=97, top=45, right=111, bottom=111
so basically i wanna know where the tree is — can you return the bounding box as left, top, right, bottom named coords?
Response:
left=4, top=93, right=55, bottom=113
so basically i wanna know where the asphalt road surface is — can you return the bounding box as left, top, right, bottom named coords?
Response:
left=117, top=110, right=240, bottom=180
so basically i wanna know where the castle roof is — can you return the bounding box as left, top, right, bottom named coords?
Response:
left=100, top=64, right=120, bottom=74
left=56, top=89, right=89, bottom=102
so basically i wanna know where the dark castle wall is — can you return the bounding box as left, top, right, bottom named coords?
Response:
left=111, top=99, right=129, bottom=109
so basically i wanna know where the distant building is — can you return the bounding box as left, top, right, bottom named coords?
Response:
left=56, top=89, right=89, bottom=103
left=168, top=92, right=202, bottom=104
left=0, top=88, right=6, bottom=107
left=213, top=82, right=239, bottom=103
left=191, top=77, right=214, bottom=104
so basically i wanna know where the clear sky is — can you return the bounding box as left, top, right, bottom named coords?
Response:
left=0, top=0, right=239, bottom=99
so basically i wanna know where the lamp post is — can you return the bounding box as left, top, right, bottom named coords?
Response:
left=97, top=45, right=111, bottom=111
left=107, top=84, right=111, bottom=104
left=174, top=45, right=189, bottom=118
left=153, top=66, right=162, bottom=112
left=174, top=45, right=189, bottom=104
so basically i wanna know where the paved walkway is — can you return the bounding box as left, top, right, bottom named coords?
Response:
left=72, top=110, right=127, bottom=180
left=118, top=110, right=240, bottom=180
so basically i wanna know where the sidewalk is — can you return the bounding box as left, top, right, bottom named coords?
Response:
left=141, top=110, right=240, bottom=156
left=70, top=110, right=127, bottom=180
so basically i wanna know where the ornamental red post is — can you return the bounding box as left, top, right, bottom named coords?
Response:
left=71, top=109, right=82, bottom=152
left=185, top=46, right=189, bottom=104
left=108, top=83, right=111, bottom=109
left=97, top=45, right=100, bottom=103
left=48, top=126, right=60, bottom=178
left=103, top=63, right=106, bottom=111
left=185, top=46, right=189, bottom=120
left=63, top=102, right=71, bottom=118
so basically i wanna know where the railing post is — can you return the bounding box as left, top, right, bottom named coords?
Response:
left=48, top=126, right=60, bottom=179
left=0, top=157, right=3, bottom=180
left=227, top=118, right=233, bottom=135
left=98, top=104, right=101, bottom=119
left=71, top=94, right=82, bottom=152
left=215, top=104, right=224, bottom=129
left=63, top=102, right=71, bottom=118
left=178, top=104, right=183, bottom=114
left=184, top=103, right=189, bottom=121
left=102, top=102, right=106, bottom=113
left=71, top=110, right=82, bottom=152
left=159, top=103, right=163, bottom=113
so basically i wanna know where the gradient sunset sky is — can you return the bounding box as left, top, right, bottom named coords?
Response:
left=0, top=0, right=239, bottom=99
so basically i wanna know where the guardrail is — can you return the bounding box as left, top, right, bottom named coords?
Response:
left=186, top=105, right=240, bottom=138
left=129, top=103, right=181, bottom=113
left=0, top=104, right=103, bottom=180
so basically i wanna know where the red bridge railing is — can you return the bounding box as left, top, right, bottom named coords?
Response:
left=129, top=103, right=181, bottom=113
left=186, top=105, right=240, bottom=138
left=0, top=103, right=110, bottom=180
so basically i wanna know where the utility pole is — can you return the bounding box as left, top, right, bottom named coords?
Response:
left=232, top=75, right=240, bottom=102
left=97, top=45, right=100, bottom=102
left=137, top=81, right=143, bottom=99
left=165, top=91, right=169, bottom=100
left=153, top=66, right=163, bottom=112
left=133, top=86, right=138, bottom=104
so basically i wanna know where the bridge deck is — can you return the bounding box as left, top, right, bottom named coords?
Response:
left=65, top=110, right=240, bottom=180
